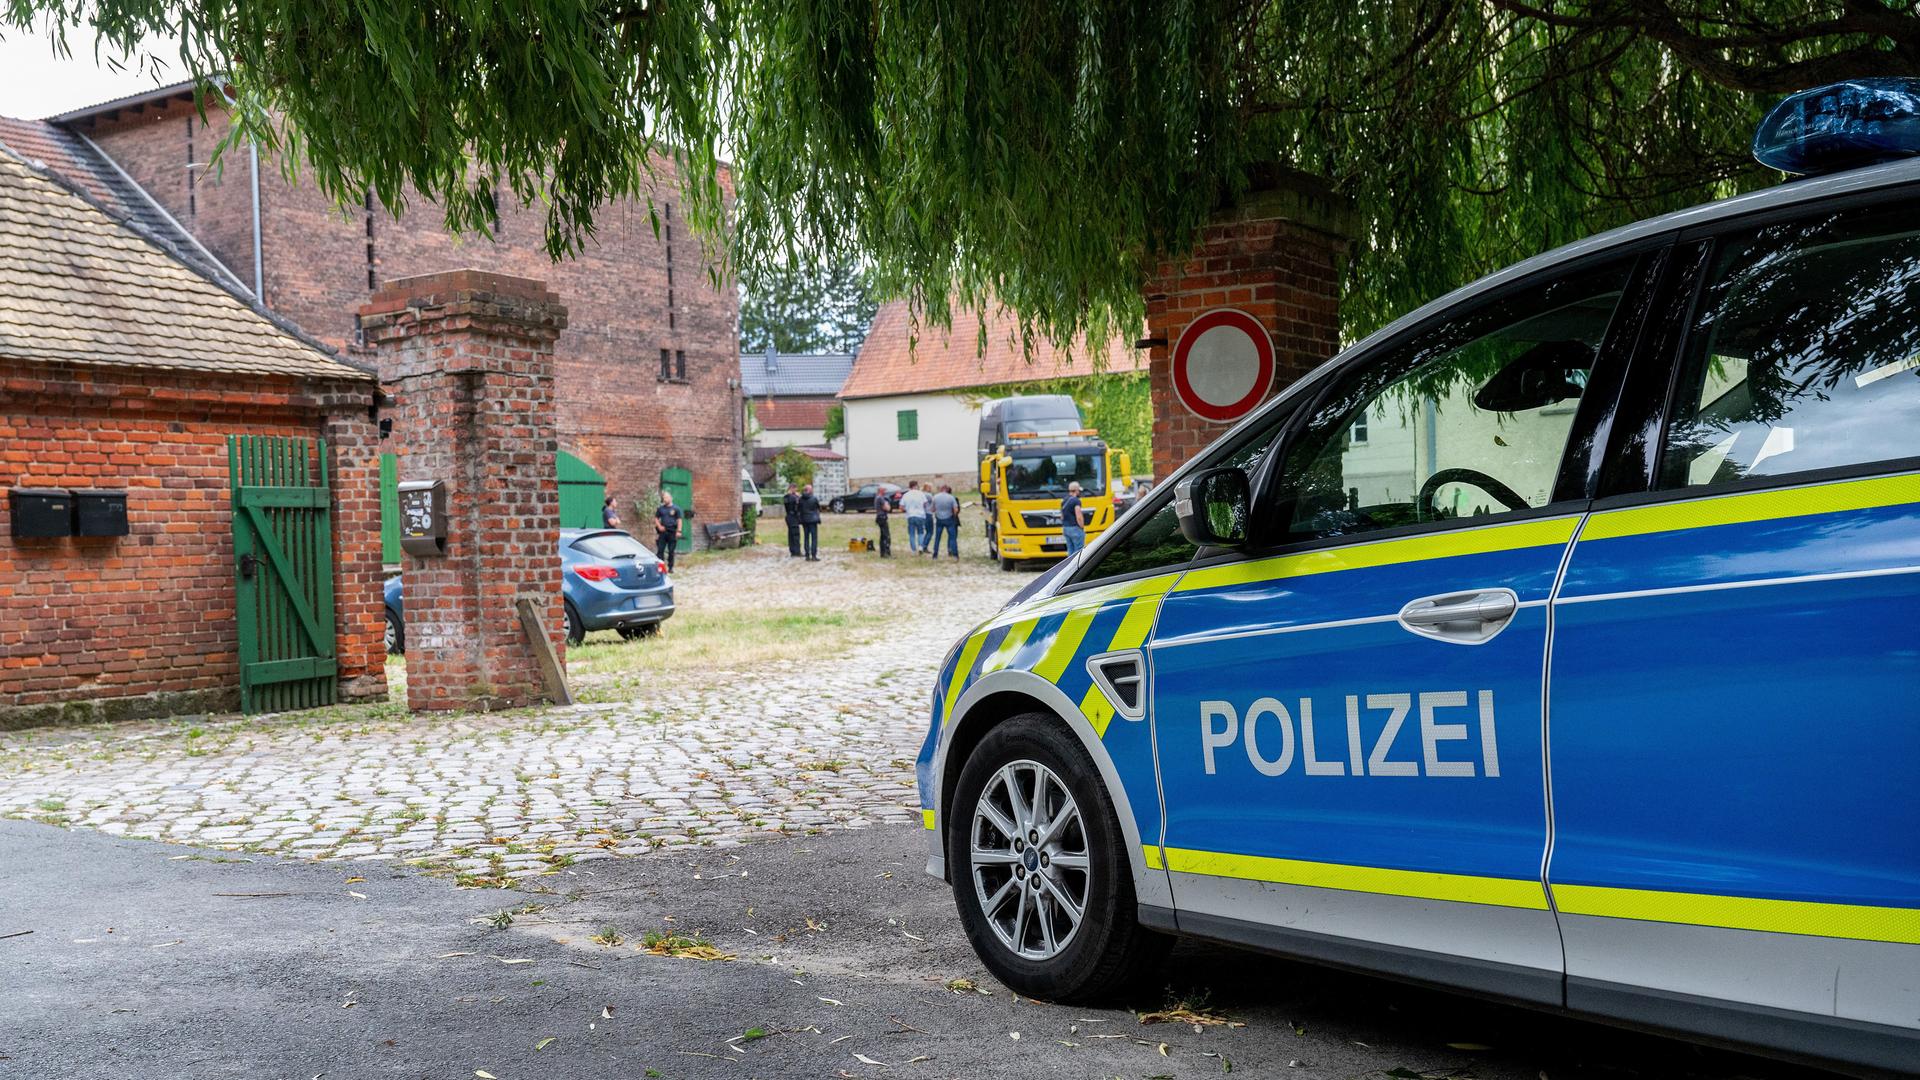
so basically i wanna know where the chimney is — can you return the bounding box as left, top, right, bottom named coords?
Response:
left=764, top=342, right=778, bottom=374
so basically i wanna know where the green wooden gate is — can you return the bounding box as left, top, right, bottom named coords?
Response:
left=229, top=436, right=338, bottom=713
left=660, top=465, right=693, bottom=554
left=558, top=450, right=608, bottom=529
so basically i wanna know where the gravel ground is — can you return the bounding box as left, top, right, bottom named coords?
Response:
left=0, top=536, right=1015, bottom=877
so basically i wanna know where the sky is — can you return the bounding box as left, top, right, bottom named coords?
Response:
left=0, top=19, right=180, bottom=119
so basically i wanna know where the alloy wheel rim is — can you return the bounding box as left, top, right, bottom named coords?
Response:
left=970, top=759, right=1090, bottom=961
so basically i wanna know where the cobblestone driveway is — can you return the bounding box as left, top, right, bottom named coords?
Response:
left=0, top=542, right=1016, bottom=883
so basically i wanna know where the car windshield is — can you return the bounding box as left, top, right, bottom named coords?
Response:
left=571, top=532, right=651, bottom=560
left=1008, top=452, right=1104, bottom=498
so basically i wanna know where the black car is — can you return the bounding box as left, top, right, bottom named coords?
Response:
left=830, top=483, right=904, bottom=514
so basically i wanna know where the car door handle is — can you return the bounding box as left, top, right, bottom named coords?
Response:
left=1398, top=589, right=1519, bottom=644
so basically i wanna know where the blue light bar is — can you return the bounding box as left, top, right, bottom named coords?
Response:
left=1753, top=79, right=1920, bottom=176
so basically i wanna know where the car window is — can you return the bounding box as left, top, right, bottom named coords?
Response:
left=1270, top=260, right=1631, bottom=541
left=1076, top=408, right=1290, bottom=583
left=571, top=532, right=651, bottom=559
left=1658, top=206, right=1920, bottom=489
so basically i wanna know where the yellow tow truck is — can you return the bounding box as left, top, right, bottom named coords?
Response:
left=978, top=430, right=1132, bottom=571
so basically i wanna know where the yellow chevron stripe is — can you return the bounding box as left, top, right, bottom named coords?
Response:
left=922, top=809, right=936, bottom=830
left=1552, top=883, right=1920, bottom=945
left=1109, top=592, right=1164, bottom=652
left=940, top=631, right=988, bottom=722
left=1143, top=845, right=1166, bottom=871
left=980, top=618, right=1036, bottom=674
left=1174, top=517, right=1580, bottom=594
left=1078, top=682, right=1116, bottom=738
left=1160, top=846, right=1550, bottom=910
left=1032, top=606, right=1097, bottom=683
left=1581, top=472, right=1920, bottom=541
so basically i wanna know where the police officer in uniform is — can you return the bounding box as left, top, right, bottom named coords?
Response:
left=783, top=483, right=802, bottom=557
left=653, top=489, right=684, bottom=572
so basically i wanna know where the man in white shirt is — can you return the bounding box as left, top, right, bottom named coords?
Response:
left=899, top=481, right=932, bottom=554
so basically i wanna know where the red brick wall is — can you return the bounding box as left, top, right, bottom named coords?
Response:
left=1142, top=185, right=1352, bottom=479
left=0, top=361, right=384, bottom=725
left=83, top=100, right=743, bottom=546
left=82, top=102, right=260, bottom=291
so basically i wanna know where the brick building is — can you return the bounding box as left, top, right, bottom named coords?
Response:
left=1, top=83, right=742, bottom=544
left=0, top=151, right=384, bottom=727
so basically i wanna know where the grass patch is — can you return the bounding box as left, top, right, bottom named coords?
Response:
left=569, top=608, right=889, bottom=697
left=640, top=929, right=732, bottom=961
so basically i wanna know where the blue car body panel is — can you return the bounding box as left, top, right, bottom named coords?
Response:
left=384, top=528, right=674, bottom=638
left=1547, top=473, right=1920, bottom=1028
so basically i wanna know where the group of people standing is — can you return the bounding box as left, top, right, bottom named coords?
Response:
left=782, top=483, right=823, bottom=560
left=779, top=479, right=963, bottom=562
left=896, top=480, right=960, bottom=558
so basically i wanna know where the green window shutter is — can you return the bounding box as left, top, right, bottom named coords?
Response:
left=897, top=409, right=919, bottom=441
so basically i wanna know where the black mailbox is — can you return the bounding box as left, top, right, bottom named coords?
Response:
left=73, top=489, right=129, bottom=537
left=398, top=479, right=448, bottom=556
left=9, top=488, right=73, bottom=538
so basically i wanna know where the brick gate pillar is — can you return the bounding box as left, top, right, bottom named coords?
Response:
left=357, top=270, right=568, bottom=712
left=1143, top=171, right=1357, bottom=479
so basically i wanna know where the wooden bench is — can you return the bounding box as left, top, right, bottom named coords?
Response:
left=704, top=521, right=747, bottom=549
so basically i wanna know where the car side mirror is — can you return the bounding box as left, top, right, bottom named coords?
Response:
left=1175, top=467, right=1252, bottom=548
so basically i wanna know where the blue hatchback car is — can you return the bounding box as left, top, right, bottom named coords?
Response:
left=385, top=528, right=674, bottom=651
left=918, top=82, right=1920, bottom=1072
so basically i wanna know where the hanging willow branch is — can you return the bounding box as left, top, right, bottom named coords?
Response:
left=6, top=0, right=1914, bottom=347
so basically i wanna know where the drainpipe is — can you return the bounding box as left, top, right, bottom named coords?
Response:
left=248, top=139, right=264, bottom=300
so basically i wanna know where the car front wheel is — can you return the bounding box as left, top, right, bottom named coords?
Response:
left=947, top=713, right=1169, bottom=1001
left=385, top=608, right=404, bottom=655
left=831, top=497, right=846, bottom=513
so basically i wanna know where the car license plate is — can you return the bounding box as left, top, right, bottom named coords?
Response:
left=1042, top=538, right=1065, bottom=550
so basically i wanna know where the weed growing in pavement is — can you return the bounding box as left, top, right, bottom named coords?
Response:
left=640, top=930, right=732, bottom=960
left=589, top=926, right=626, bottom=946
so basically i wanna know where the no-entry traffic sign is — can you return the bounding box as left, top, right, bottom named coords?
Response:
left=1170, top=308, right=1275, bottom=423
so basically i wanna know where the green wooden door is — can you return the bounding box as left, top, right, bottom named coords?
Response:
left=558, top=450, right=607, bottom=529
left=379, top=452, right=401, bottom=563
left=660, top=466, right=692, bottom=554
left=229, top=435, right=337, bottom=713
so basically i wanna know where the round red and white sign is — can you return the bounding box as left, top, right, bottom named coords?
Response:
left=1170, top=308, right=1275, bottom=423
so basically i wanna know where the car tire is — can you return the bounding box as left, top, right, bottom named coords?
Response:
left=946, top=712, right=1170, bottom=1002
left=385, top=608, right=404, bottom=655
left=1000, top=555, right=1016, bottom=572
left=564, top=602, right=585, bottom=646
left=831, top=497, right=846, bottom=514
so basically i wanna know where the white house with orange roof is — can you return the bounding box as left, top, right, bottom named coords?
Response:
left=838, top=301, right=1143, bottom=487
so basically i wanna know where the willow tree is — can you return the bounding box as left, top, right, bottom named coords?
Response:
left=8, top=1, right=1916, bottom=343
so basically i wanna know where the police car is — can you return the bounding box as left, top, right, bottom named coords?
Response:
left=915, top=81, right=1920, bottom=1072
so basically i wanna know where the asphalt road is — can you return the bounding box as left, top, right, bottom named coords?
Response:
left=1, top=818, right=1854, bottom=1080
